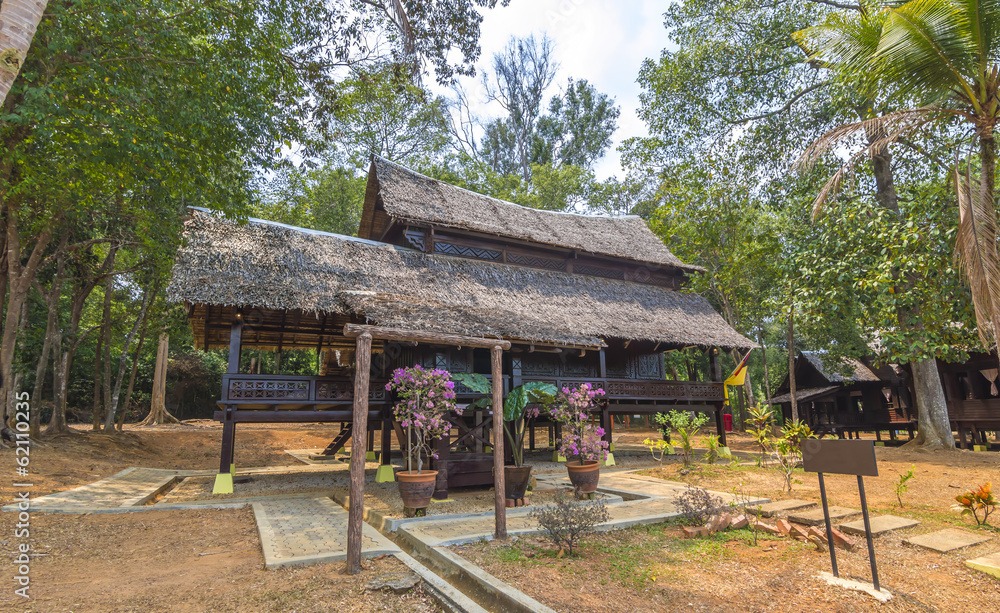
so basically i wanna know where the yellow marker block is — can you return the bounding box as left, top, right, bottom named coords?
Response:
left=553, top=451, right=567, bottom=463
left=602, top=452, right=616, bottom=467
left=213, top=473, right=234, bottom=495
left=375, top=465, right=395, bottom=483
left=720, top=446, right=732, bottom=457
left=973, top=444, right=989, bottom=452
left=609, top=443, right=615, bottom=452
left=365, top=451, right=378, bottom=462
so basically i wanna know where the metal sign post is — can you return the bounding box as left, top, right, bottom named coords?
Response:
left=802, top=439, right=880, bottom=591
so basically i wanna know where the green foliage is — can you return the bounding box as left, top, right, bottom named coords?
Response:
left=655, top=410, right=710, bottom=466
left=702, top=434, right=722, bottom=465
left=452, top=373, right=556, bottom=466
left=894, top=466, right=915, bottom=508
left=258, top=163, right=366, bottom=236
left=746, top=404, right=774, bottom=458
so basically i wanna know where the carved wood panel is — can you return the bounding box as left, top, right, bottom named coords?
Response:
left=228, top=379, right=309, bottom=400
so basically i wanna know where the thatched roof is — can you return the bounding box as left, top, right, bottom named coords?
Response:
left=801, top=352, right=882, bottom=383
left=766, top=386, right=839, bottom=405
left=363, top=156, right=699, bottom=272
left=167, top=211, right=754, bottom=350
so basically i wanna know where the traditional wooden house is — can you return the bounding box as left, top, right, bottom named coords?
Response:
left=167, top=156, right=755, bottom=497
left=769, top=351, right=915, bottom=441
left=935, top=350, right=1000, bottom=448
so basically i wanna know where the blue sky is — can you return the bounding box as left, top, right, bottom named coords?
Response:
left=443, top=0, right=675, bottom=181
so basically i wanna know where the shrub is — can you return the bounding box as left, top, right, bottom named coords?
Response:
left=675, top=484, right=724, bottom=525
left=703, top=434, right=721, bottom=464
left=955, top=482, right=997, bottom=526
left=529, top=492, right=610, bottom=555
left=654, top=410, right=710, bottom=466
left=893, top=466, right=915, bottom=508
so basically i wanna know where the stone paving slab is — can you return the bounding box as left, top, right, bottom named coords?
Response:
left=904, top=528, right=992, bottom=553
left=253, top=496, right=399, bottom=569
left=839, top=515, right=920, bottom=536
left=789, top=506, right=860, bottom=526
left=757, top=499, right=816, bottom=518
left=3, top=468, right=196, bottom=513
left=966, top=551, right=1000, bottom=578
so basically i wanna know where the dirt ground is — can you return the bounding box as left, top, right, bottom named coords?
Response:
left=460, top=428, right=1000, bottom=613
left=0, top=423, right=444, bottom=613
left=0, top=422, right=997, bottom=612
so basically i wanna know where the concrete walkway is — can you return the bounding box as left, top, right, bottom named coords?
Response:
left=1, top=467, right=207, bottom=513
left=253, top=496, right=400, bottom=568
left=398, top=471, right=767, bottom=548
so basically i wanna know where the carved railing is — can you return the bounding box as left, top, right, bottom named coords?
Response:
left=220, top=374, right=722, bottom=407
left=520, top=377, right=725, bottom=403
left=221, top=374, right=389, bottom=405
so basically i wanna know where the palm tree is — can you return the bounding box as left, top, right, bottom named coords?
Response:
left=791, top=0, right=1000, bottom=449
left=798, top=0, right=1000, bottom=358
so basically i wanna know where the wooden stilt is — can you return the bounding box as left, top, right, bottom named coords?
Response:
left=491, top=344, right=507, bottom=540
left=346, top=332, right=372, bottom=575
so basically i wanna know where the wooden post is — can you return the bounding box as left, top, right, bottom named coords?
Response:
left=346, top=331, right=373, bottom=575
left=709, top=347, right=727, bottom=447
left=228, top=317, right=243, bottom=374
left=491, top=344, right=507, bottom=540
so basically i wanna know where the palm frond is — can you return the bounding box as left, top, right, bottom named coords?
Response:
left=876, top=0, right=980, bottom=106
left=954, top=168, right=1000, bottom=349
left=795, top=108, right=942, bottom=218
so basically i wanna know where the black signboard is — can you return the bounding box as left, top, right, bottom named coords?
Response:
left=801, top=439, right=878, bottom=477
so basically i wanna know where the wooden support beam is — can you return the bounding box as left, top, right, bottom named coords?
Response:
left=491, top=344, right=507, bottom=540
left=228, top=317, right=243, bottom=374
left=343, top=324, right=511, bottom=350
left=346, top=331, right=373, bottom=575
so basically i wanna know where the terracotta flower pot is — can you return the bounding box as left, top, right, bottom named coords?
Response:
left=565, top=460, right=600, bottom=493
left=504, top=465, right=532, bottom=500
left=396, top=469, right=438, bottom=509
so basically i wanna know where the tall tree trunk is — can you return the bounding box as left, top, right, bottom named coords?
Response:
left=91, top=332, right=101, bottom=428
left=759, top=323, right=773, bottom=404
left=141, top=333, right=178, bottom=426
left=0, top=0, right=48, bottom=108
left=866, top=104, right=954, bottom=449
left=97, top=255, right=114, bottom=430
left=44, top=327, right=67, bottom=434
left=979, top=133, right=1000, bottom=369
left=1, top=207, right=54, bottom=423
left=28, top=301, right=51, bottom=438
left=787, top=300, right=798, bottom=422
left=117, top=311, right=151, bottom=431
left=907, top=358, right=954, bottom=449
left=103, top=283, right=154, bottom=431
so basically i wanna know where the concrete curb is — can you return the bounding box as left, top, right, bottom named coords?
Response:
left=420, top=544, right=557, bottom=613
left=393, top=551, right=489, bottom=613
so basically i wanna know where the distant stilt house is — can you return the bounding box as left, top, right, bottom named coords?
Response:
left=936, top=350, right=1000, bottom=449
left=167, top=156, right=755, bottom=497
left=769, top=351, right=915, bottom=441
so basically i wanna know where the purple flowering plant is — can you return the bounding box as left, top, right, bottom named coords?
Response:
left=551, top=383, right=609, bottom=465
left=385, top=365, right=461, bottom=473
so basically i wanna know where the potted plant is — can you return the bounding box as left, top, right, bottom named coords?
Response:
left=454, top=374, right=557, bottom=501
left=551, top=383, right=608, bottom=494
left=385, top=365, right=461, bottom=510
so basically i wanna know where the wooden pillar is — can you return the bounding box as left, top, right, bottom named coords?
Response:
left=491, top=344, right=507, bottom=540
left=228, top=316, right=243, bottom=374
left=346, top=331, right=372, bottom=575
left=599, top=348, right=607, bottom=379
left=709, top=347, right=727, bottom=447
